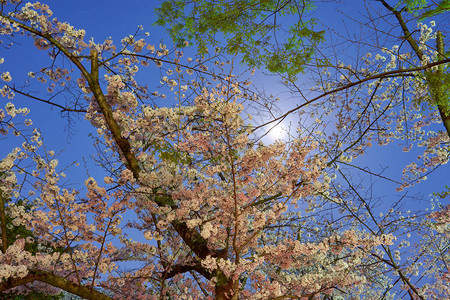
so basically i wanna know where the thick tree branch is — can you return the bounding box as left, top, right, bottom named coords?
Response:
left=435, top=31, right=450, bottom=137
left=254, top=57, right=450, bottom=131
left=163, top=261, right=212, bottom=279
left=88, top=50, right=141, bottom=179
left=88, top=50, right=225, bottom=262
left=0, top=269, right=112, bottom=300
left=378, top=0, right=424, bottom=58
left=0, top=191, right=8, bottom=253
left=378, top=0, right=450, bottom=137
left=1, top=15, right=91, bottom=81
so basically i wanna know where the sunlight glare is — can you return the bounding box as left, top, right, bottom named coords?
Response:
left=267, top=122, right=287, bottom=141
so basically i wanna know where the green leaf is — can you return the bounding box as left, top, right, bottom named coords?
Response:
left=154, top=0, right=323, bottom=76
left=419, top=0, right=450, bottom=20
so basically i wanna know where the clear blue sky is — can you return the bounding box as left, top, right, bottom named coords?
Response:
left=1, top=1, right=449, bottom=297
left=1, top=0, right=447, bottom=215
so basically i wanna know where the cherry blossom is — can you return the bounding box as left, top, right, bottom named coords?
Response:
left=0, top=1, right=449, bottom=299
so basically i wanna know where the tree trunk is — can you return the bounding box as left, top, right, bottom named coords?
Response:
left=214, top=271, right=239, bottom=300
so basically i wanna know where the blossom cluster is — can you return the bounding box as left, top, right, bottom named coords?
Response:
left=1, top=1, right=444, bottom=298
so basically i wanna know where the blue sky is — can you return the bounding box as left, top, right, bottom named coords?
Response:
left=1, top=0, right=447, bottom=213
left=1, top=0, right=447, bottom=220
left=0, top=1, right=449, bottom=296
left=1, top=0, right=167, bottom=185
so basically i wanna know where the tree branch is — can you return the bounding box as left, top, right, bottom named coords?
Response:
left=7, top=85, right=86, bottom=113
left=0, top=191, right=8, bottom=253
left=0, top=269, right=113, bottom=300
left=88, top=50, right=225, bottom=262
left=163, top=261, right=212, bottom=279
left=253, top=57, right=450, bottom=131
left=378, top=0, right=450, bottom=137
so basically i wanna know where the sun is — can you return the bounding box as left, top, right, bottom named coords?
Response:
left=267, top=122, right=287, bottom=141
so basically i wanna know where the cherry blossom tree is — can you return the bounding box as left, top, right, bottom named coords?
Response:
left=261, top=1, right=450, bottom=297
left=0, top=1, right=449, bottom=299
left=0, top=1, right=398, bottom=299
left=165, top=0, right=450, bottom=297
